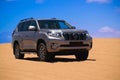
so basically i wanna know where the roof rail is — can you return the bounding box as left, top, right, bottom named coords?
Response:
left=51, top=18, right=57, bottom=19
left=20, top=18, right=34, bottom=22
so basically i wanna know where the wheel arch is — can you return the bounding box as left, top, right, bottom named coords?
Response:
left=37, top=39, right=46, bottom=55
left=13, top=40, right=19, bottom=47
left=37, top=39, right=46, bottom=47
left=13, top=40, right=19, bottom=55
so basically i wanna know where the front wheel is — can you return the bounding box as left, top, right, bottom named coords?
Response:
left=14, top=43, right=24, bottom=59
left=37, top=43, right=55, bottom=62
left=75, top=50, right=89, bottom=61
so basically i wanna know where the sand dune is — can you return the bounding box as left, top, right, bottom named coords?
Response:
left=0, top=38, right=120, bottom=80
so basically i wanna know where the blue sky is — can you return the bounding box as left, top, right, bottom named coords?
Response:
left=0, top=0, right=120, bottom=43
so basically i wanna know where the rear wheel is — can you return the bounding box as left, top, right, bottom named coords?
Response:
left=37, top=43, right=55, bottom=62
left=14, top=43, right=24, bottom=59
left=75, top=50, right=89, bottom=61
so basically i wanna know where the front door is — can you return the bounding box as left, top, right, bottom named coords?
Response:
left=22, top=20, right=38, bottom=50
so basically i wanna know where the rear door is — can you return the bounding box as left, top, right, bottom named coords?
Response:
left=13, top=22, right=25, bottom=50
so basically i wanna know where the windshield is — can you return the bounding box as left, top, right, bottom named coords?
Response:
left=38, top=20, right=72, bottom=29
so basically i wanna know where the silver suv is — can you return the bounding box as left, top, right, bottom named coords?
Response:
left=12, top=18, right=92, bottom=61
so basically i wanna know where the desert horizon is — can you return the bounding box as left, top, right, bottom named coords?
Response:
left=0, top=38, right=120, bottom=80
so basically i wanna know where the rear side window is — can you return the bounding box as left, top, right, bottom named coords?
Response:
left=18, top=22, right=24, bottom=32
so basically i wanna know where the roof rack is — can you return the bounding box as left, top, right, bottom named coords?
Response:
left=20, top=18, right=34, bottom=22
left=51, top=18, right=57, bottom=19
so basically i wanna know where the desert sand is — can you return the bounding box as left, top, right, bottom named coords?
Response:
left=0, top=38, right=120, bottom=80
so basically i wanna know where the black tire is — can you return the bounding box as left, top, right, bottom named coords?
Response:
left=37, top=43, right=55, bottom=62
left=14, top=43, right=24, bottom=59
left=75, top=50, right=89, bottom=61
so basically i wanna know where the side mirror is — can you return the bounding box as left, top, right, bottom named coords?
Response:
left=28, top=26, right=36, bottom=31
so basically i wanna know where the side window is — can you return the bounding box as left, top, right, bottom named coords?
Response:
left=18, top=21, right=37, bottom=32
left=58, top=21, right=68, bottom=29
left=30, top=21, right=37, bottom=28
left=18, top=22, right=24, bottom=32
left=38, top=21, right=47, bottom=29
left=29, top=20, right=37, bottom=30
left=22, top=21, right=31, bottom=31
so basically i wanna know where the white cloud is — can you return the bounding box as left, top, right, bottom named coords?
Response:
left=99, top=26, right=120, bottom=34
left=86, top=0, right=111, bottom=3
left=99, top=26, right=114, bottom=32
left=91, top=26, right=120, bottom=38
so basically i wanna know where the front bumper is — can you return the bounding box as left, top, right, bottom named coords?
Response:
left=46, top=38, right=92, bottom=52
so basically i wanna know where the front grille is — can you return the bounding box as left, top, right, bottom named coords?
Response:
left=63, top=32, right=86, bottom=40
left=60, top=42, right=89, bottom=47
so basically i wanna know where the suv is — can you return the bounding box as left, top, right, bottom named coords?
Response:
left=12, top=18, right=92, bottom=61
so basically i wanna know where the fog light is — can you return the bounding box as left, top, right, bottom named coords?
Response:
left=51, top=43, right=59, bottom=49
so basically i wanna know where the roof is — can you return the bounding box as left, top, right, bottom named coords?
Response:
left=20, top=18, right=64, bottom=22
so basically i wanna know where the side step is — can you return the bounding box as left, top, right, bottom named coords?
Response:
left=20, top=51, right=37, bottom=54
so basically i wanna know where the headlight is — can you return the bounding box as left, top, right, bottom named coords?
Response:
left=85, top=31, right=90, bottom=37
left=47, top=32, right=62, bottom=38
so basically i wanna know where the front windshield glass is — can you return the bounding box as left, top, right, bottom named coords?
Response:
left=38, top=20, right=72, bottom=29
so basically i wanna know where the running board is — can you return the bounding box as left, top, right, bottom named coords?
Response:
left=20, top=52, right=37, bottom=54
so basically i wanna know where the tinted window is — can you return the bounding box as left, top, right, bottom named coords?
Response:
left=29, top=20, right=37, bottom=30
left=18, top=22, right=24, bottom=32
left=18, top=21, right=37, bottom=32
left=22, top=21, right=31, bottom=31
left=38, top=20, right=72, bottom=29
left=38, top=20, right=60, bottom=29
left=58, top=22, right=70, bottom=29
left=30, top=20, right=37, bottom=27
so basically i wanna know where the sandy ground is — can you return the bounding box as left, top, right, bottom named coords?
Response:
left=0, top=38, right=120, bottom=80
